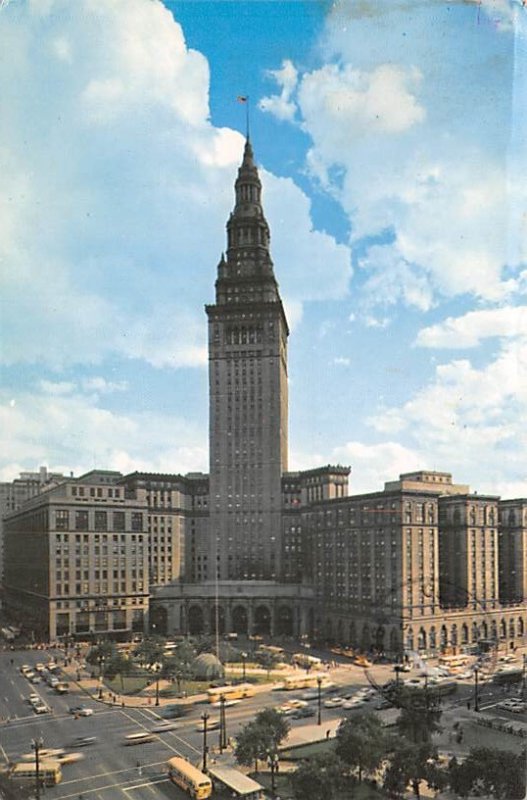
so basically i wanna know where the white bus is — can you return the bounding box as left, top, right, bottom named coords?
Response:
left=167, top=757, right=212, bottom=799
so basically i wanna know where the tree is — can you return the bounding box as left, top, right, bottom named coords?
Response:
left=290, top=752, right=346, bottom=800
left=105, top=652, right=134, bottom=692
left=162, top=656, right=193, bottom=693
left=86, top=641, right=116, bottom=672
left=448, top=747, right=524, bottom=799
left=336, top=713, right=387, bottom=782
left=133, top=636, right=165, bottom=668
left=384, top=741, right=443, bottom=799
left=394, top=685, right=442, bottom=744
left=235, top=721, right=268, bottom=773
left=234, top=709, right=290, bottom=774
left=254, top=649, right=280, bottom=679
left=255, top=707, right=290, bottom=748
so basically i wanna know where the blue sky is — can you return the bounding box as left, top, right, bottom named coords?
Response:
left=0, top=0, right=526, bottom=496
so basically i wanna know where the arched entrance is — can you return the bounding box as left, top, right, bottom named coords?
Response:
left=254, top=605, right=271, bottom=636
left=232, top=605, right=248, bottom=635
left=276, top=606, right=293, bottom=636
left=188, top=605, right=204, bottom=635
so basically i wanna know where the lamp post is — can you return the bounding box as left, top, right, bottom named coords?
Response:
left=241, top=651, right=247, bottom=682
left=317, top=676, right=322, bottom=726
left=219, top=694, right=227, bottom=753
left=267, top=750, right=279, bottom=798
left=98, top=654, right=105, bottom=699
left=522, top=654, right=526, bottom=700
left=201, top=711, right=209, bottom=773
left=31, top=737, right=43, bottom=800
left=394, top=665, right=401, bottom=687
left=155, top=664, right=161, bottom=707
left=474, top=666, right=480, bottom=712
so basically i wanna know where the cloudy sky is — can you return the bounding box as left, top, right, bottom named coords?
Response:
left=1, top=0, right=526, bottom=497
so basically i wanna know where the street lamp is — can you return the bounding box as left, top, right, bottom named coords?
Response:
left=98, top=654, right=105, bottom=699
left=31, top=737, right=44, bottom=800
left=201, top=711, right=209, bottom=773
left=241, top=651, right=247, bottom=682
left=474, top=666, right=480, bottom=712
left=155, top=664, right=161, bottom=707
left=317, top=676, right=322, bottom=726
left=219, top=694, right=227, bottom=753
left=522, top=654, right=526, bottom=700
left=267, top=750, right=279, bottom=798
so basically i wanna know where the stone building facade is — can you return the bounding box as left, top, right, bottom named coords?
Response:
left=3, top=141, right=527, bottom=653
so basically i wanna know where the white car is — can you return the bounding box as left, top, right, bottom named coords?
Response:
left=33, top=703, right=50, bottom=714
left=342, top=698, right=366, bottom=709
left=211, top=698, right=240, bottom=708
left=324, top=697, right=344, bottom=708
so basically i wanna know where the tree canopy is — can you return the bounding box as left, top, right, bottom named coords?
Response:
left=448, top=747, right=524, bottom=799
left=336, top=712, right=387, bottom=782
left=290, top=752, right=346, bottom=800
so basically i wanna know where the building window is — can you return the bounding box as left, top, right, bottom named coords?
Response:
left=95, top=511, right=107, bottom=531
left=75, top=510, right=89, bottom=531
left=131, top=513, right=143, bottom=532
left=55, top=510, right=69, bottom=531
left=113, top=512, right=125, bottom=531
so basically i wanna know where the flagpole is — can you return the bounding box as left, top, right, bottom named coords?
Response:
left=246, top=96, right=250, bottom=140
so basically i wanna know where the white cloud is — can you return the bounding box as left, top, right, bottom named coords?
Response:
left=0, top=0, right=349, bottom=370
left=333, top=356, right=351, bottom=366
left=259, top=59, right=298, bottom=122
left=0, top=381, right=208, bottom=480
left=417, top=306, right=527, bottom=348
left=367, top=339, right=527, bottom=496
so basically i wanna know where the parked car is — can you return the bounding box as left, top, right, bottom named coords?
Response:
left=33, top=702, right=50, bottom=714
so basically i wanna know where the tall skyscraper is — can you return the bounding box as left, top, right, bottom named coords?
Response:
left=206, top=139, right=289, bottom=582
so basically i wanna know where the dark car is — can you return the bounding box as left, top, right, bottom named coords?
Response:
left=161, top=704, right=191, bottom=719
left=293, top=706, right=316, bottom=719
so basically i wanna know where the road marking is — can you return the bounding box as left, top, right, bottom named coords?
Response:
left=124, top=777, right=169, bottom=791
left=54, top=772, right=167, bottom=799
left=59, top=760, right=167, bottom=786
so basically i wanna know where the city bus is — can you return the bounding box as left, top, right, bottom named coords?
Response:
left=438, top=654, right=469, bottom=672
left=291, top=653, right=322, bottom=669
left=207, top=683, right=255, bottom=704
left=167, top=757, right=212, bottom=799
left=10, top=760, right=63, bottom=786
left=282, top=673, right=328, bottom=691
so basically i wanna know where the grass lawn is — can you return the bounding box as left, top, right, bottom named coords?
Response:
left=280, top=739, right=336, bottom=760
left=104, top=671, right=278, bottom=697
left=105, top=675, right=152, bottom=694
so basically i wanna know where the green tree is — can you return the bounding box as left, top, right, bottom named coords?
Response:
left=336, top=712, right=387, bottom=782
left=394, top=685, right=442, bottom=744
left=235, top=721, right=268, bottom=773
left=254, top=649, right=280, bottom=679
left=255, top=707, right=290, bottom=748
left=162, top=655, right=193, bottom=693
left=234, top=709, right=290, bottom=774
left=105, top=652, right=134, bottom=692
left=133, top=636, right=165, bottom=668
left=86, top=641, right=116, bottom=673
left=290, top=752, right=346, bottom=800
left=384, top=742, right=443, bottom=799
left=448, top=747, right=524, bottom=799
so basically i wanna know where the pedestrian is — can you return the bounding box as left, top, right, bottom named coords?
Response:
left=467, top=700, right=471, bottom=710
left=326, top=729, right=330, bottom=739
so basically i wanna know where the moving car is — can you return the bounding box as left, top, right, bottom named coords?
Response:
left=124, top=732, right=157, bottom=746
left=161, top=704, right=192, bottom=719
left=324, top=697, right=344, bottom=708
left=151, top=721, right=179, bottom=733
left=195, top=719, right=220, bottom=732
left=72, top=737, right=97, bottom=747
left=68, top=705, right=93, bottom=716
left=292, top=706, right=315, bottom=719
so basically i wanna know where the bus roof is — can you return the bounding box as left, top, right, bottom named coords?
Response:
left=208, top=765, right=264, bottom=795
left=12, top=760, right=61, bottom=772
left=167, top=757, right=211, bottom=784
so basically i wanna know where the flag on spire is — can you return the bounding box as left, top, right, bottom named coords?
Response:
left=237, top=96, right=248, bottom=103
